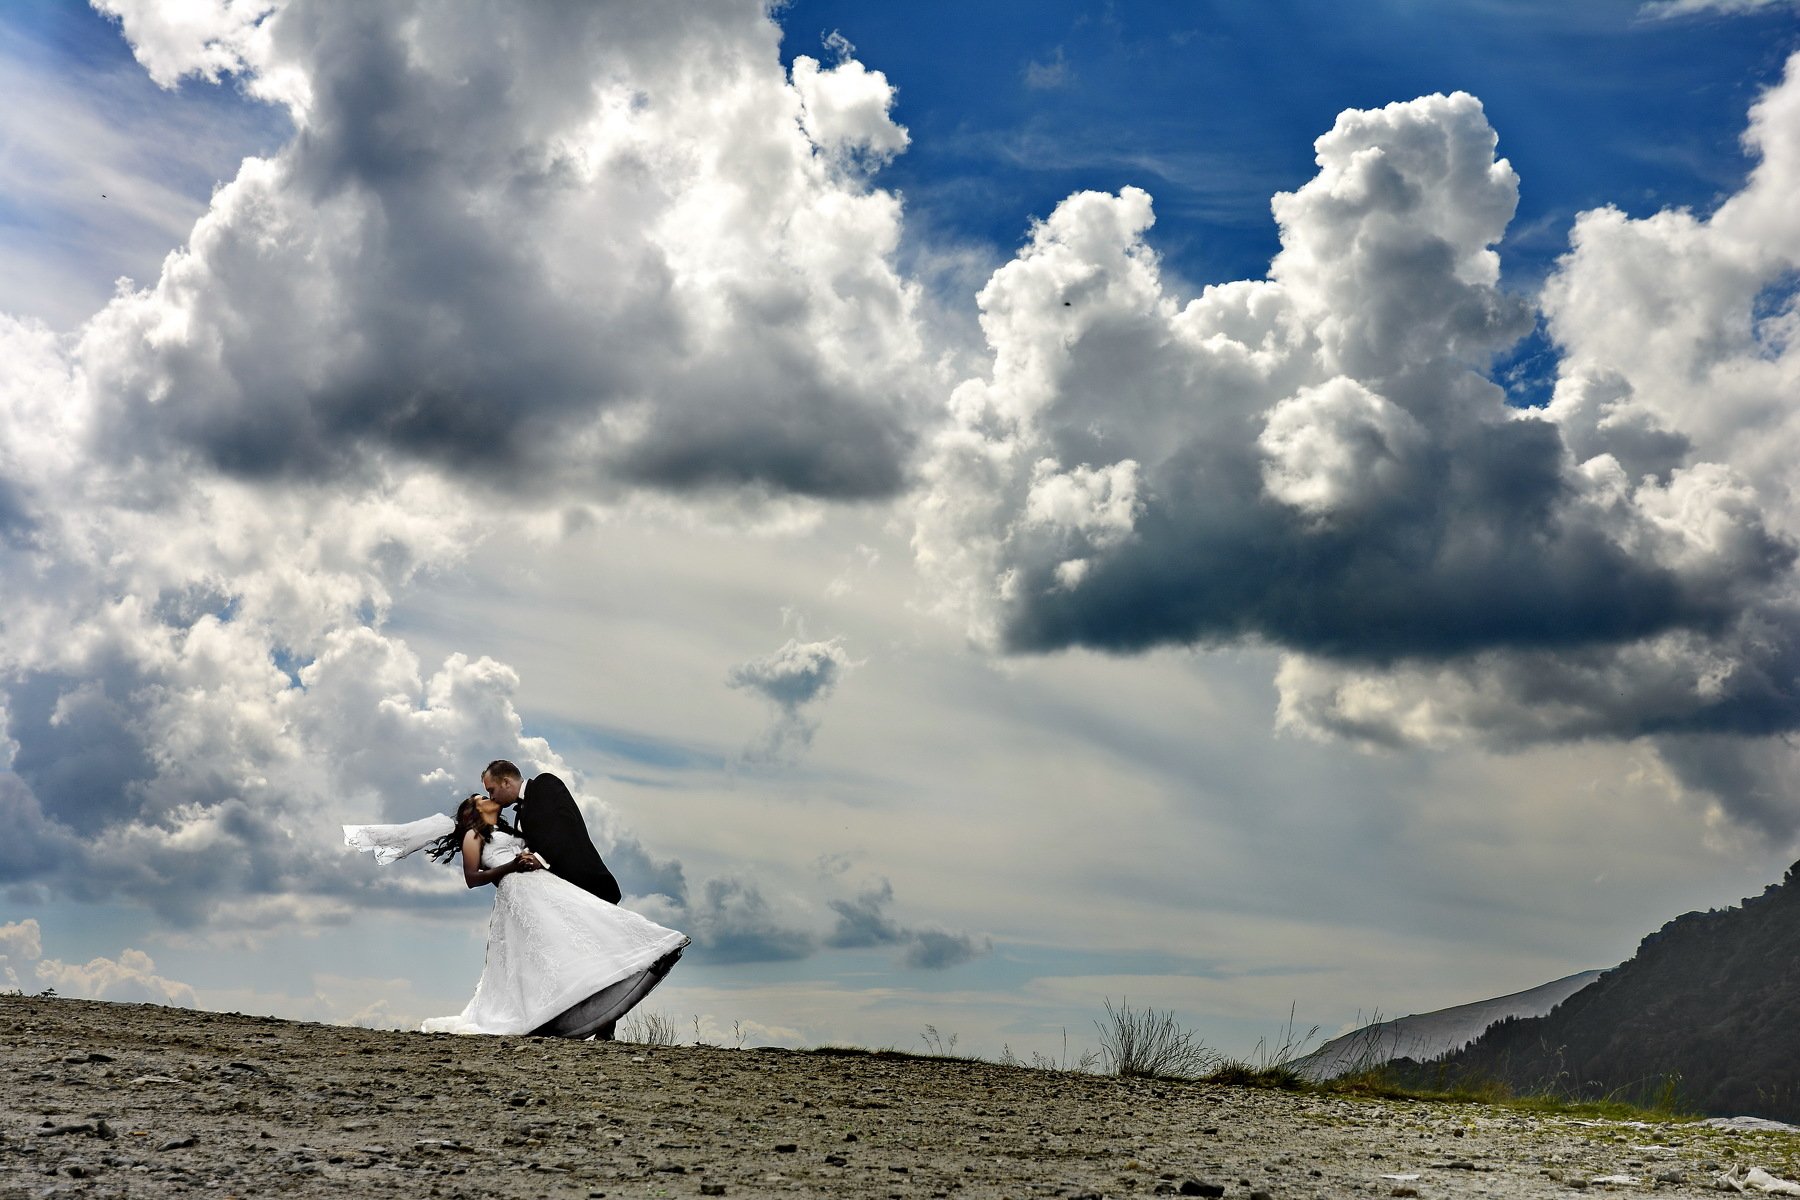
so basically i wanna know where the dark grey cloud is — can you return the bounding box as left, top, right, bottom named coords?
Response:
left=7, top=665, right=157, bottom=829
left=902, top=929, right=989, bottom=971
left=826, top=880, right=904, bottom=948
left=81, top=0, right=927, bottom=502
left=605, top=833, right=689, bottom=906
left=916, top=78, right=1800, bottom=831
left=683, top=877, right=819, bottom=965
left=825, top=879, right=990, bottom=970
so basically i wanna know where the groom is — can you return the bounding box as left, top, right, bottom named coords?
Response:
left=481, top=759, right=622, bottom=904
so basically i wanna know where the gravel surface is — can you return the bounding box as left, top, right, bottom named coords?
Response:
left=5, top=994, right=1799, bottom=1198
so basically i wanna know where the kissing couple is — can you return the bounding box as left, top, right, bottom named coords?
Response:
left=345, top=759, right=688, bottom=1039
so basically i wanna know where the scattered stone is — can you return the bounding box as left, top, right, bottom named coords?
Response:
left=36, top=1122, right=95, bottom=1137
left=1178, top=1181, right=1225, bottom=1197
left=700, top=1186, right=726, bottom=1196
left=1391, top=1188, right=1419, bottom=1198
left=157, top=1135, right=198, bottom=1151
left=824, top=1155, right=848, bottom=1167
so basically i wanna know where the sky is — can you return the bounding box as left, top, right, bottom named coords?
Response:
left=2, top=0, right=1800, bottom=1060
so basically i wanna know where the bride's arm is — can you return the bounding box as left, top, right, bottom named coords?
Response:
left=460, top=829, right=533, bottom=889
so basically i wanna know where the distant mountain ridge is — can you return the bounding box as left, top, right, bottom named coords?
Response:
left=1393, top=862, right=1800, bottom=1121
left=1296, top=970, right=1605, bottom=1081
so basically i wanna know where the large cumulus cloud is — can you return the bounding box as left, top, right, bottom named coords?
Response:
left=84, top=0, right=926, bottom=499
left=914, top=70, right=1800, bottom=833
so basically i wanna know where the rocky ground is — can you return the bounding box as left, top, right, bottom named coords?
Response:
left=5, top=995, right=1800, bottom=1199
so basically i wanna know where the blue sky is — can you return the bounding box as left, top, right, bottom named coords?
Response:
left=773, top=1, right=1796, bottom=281
left=3, top=0, right=1800, bottom=1059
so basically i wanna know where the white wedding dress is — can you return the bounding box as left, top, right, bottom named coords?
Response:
left=421, top=828, right=689, bottom=1036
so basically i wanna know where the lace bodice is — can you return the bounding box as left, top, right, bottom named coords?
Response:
left=481, top=828, right=529, bottom=871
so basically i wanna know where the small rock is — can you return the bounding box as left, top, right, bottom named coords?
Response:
left=700, top=1186, right=726, bottom=1197
left=1179, top=1182, right=1225, bottom=1198
left=157, top=1135, right=197, bottom=1152
left=889, top=1165, right=911, bottom=1174
left=1447, top=1160, right=1475, bottom=1170
left=36, top=1122, right=96, bottom=1137
left=1655, top=1170, right=1686, bottom=1184
left=824, top=1155, right=848, bottom=1167
left=774, top=1143, right=798, bottom=1153
left=1567, top=1181, right=1589, bottom=1191
left=1250, top=1192, right=1273, bottom=1200
left=1392, top=1189, right=1419, bottom=1199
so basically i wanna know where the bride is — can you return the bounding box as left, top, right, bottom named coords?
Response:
left=346, top=793, right=688, bottom=1038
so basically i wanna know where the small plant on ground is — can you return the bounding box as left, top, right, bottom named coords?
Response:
left=920, top=1024, right=959, bottom=1056
left=998, top=1027, right=1101, bottom=1073
left=1095, top=997, right=1221, bottom=1080
left=620, top=1008, right=679, bottom=1047
left=1205, top=1003, right=1321, bottom=1089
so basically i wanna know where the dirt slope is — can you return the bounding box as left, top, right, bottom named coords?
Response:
left=4, top=994, right=1797, bottom=1198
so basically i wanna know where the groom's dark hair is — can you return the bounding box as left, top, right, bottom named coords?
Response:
left=484, top=759, right=522, bottom=781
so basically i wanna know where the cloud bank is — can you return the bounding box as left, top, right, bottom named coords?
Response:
left=914, top=66, right=1800, bottom=834
left=4, top=0, right=1800, bottom=979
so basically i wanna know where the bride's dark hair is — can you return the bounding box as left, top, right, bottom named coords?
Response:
left=427, top=795, right=496, bottom=865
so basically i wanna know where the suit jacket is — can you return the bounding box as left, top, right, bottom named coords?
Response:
left=515, top=772, right=621, bottom=904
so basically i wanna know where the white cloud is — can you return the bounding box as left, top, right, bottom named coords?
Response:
left=92, top=0, right=278, bottom=89
left=791, top=54, right=910, bottom=164
left=35, top=947, right=199, bottom=1006
left=912, top=70, right=1800, bottom=833
left=0, top=920, right=198, bottom=1006
left=1640, top=0, right=1798, bottom=17
left=0, top=918, right=42, bottom=990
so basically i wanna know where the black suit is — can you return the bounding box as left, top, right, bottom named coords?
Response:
left=514, top=772, right=621, bottom=905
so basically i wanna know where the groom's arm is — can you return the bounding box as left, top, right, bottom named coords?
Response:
left=529, top=775, right=622, bottom=903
